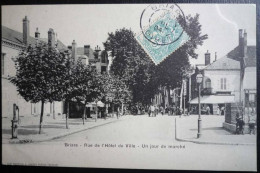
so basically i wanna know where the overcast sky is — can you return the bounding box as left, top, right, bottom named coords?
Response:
left=2, top=4, right=256, bottom=65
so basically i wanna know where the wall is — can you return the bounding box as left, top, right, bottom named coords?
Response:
left=204, top=70, right=240, bottom=102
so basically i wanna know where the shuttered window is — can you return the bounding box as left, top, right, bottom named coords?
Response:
left=220, top=78, right=227, bottom=90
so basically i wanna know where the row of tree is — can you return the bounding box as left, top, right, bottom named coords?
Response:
left=10, top=12, right=208, bottom=134
left=10, top=43, right=131, bottom=134
left=103, top=13, right=208, bottom=109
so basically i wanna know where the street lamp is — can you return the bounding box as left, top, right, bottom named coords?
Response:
left=196, top=73, right=203, bottom=138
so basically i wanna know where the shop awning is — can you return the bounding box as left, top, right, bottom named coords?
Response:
left=190, top=95, right=235, bottom=104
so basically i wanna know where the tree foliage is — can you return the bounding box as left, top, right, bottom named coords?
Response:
left=104, top=28, right=157, bottom=105
left=155, top=13, right=208, bottom=90
left=9, top=42, right=69, bottom=133
left=103, top=13, right=208, bottom=107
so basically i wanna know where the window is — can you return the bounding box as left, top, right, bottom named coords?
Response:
left=220, top=78, right=227, bottom=90
left=205, top=78, right=211, bottom=88
left=101, top=54, right=106, bottom=63
left=1, top=53, right=5, bottom=75
left=101, top=66, right=107, bottom=74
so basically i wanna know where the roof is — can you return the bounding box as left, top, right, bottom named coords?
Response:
left=76, top=47, right=95, bottom=59
left=190, top=95, right=235, bottom=104
left=205, top=56, right=240, bottom=70
left=196, top=64, right=207, bottom=71
left=2, top=25, right=67, bottom=51
left=227, top=45, right=256, bottom=67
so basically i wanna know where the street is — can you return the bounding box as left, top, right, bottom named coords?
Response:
left=2, top=115, right=257, bottom=171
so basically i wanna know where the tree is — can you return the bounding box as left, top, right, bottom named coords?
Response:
left=98, top=73, right=131, bottom=117
left=154, top=14, right=208, bottom=105
left=72, top=60, right=102, bottom=124
left=104, top=28, right=157, bottom=106
left=9, top=42, right=68, bottom=134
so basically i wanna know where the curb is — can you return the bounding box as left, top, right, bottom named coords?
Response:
left=8, top=118, right=121, bottom=144
left=174, top=118, right=256, bottom=146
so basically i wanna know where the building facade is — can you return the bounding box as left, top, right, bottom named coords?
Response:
left=68, top=41, right=109, bottom=73
left=190, top=29, right=256, bottom=118
left=2, top=16, right=67, bottom=118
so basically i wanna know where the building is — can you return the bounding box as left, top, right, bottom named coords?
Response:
left=189, top=29, right=256, bottom=117
left=189, top=29, right=256, bottom=133
left=2, top=16, right=67, bottom=118
left=68, top=41, right=109, bottom=73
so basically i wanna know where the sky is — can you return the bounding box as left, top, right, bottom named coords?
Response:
left=2, top=4, right=256, bottom=66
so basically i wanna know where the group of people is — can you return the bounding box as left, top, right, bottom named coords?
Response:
left=147, top=105, right=159, bottom=117
left=235, top=112, right=256, bottom=135
left=147, top=105, right=184, bottom=117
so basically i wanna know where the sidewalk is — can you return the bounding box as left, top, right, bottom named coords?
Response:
left=2, top=114, right=122, bottom=144
left=175, top=115, right=256, bottom=145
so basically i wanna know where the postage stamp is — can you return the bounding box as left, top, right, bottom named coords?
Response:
left=136, top=4, right=190, bottom=65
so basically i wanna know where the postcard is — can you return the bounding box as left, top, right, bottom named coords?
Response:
left=1, top=2, right=257, bottom=171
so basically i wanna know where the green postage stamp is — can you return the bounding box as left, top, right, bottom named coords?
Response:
left=136, top=4, right=190, bottom=65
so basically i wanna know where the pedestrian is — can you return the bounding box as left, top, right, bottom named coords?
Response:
left=155, top=105, right=158, bottom=117
left=206, top=105, right=210, bottom=115
left=150, top=105, right=155, bottom=117
left=248, top=112, right=256, bottom=135
left=148, top=106, right=151, bottom=117
left=217, top=106, right=220, bottom=115
left=235, top=113, right=244, bottom=135
left=221, top=106, right=225, bottom=115
left=160, top=106, right=164, bottom=115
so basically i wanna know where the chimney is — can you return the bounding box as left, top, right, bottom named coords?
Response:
left=23, top=16, right=30, bottom=45
left=238, top=29, right=244, bottom=57
left=244, top=30, right=247, bottom=57
left=205, top=50, right=211, bottom=66
left=94, top=45, right=101, bottom=59
left=84, top=45, right=90, bottom=57
left=35, top=27, right=40, bottom=39
left=48, top=28, right=55, bottom=47
left=215, top=52, right=217, bottom=62
left=72, top=40, right=77, bottom=61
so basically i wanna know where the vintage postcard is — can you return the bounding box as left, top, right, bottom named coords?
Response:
left=1, top=2, right=257, bottom=171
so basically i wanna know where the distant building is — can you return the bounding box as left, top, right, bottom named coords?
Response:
left=2, top=16, right=67, bottom=118
left=68, top=41, right=109, bottom=74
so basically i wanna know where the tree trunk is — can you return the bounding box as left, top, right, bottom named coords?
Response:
left=167, top=86, right=172, bottom=106
left=39, top=100, right=44, bottom=134
left=66, top=101, right=69, bottom=129
left=83, top=103, right=86, bottom=125
left=117, top=106, right=119, bottom=119
left=53, top=102, right=55, bottom=119
left=95, top=103, right=98, bottom=122
left=121, top=102, right=124, bottom=116
left=105, top=103, right=107, bottom=120
left=112, top=103, right=114, bottom=117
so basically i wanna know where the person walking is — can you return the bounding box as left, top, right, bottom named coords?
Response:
left=148, top=105, right=151, bottom=117
left=217, top=106, right=220, bottom=115
left=248, top=112, right=256, bottom=135
left=206, top=105, right=210, bottom=115
left=150, top=105, right=155, bottom=117
left=160, top=106, right=164, bottom=115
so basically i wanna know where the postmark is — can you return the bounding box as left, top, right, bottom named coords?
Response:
left=136, top=4, right=190, bottom=65
left=140, top=4, right=186, bottom=45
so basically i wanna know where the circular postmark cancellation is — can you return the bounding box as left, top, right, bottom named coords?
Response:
left=140, top=4, right=186, bottom=46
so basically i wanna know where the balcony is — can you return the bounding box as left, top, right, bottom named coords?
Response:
left=201, top=87, right=213, bottom=95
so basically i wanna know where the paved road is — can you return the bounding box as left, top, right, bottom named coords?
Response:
left=2, top=115, right=257, bottom=171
